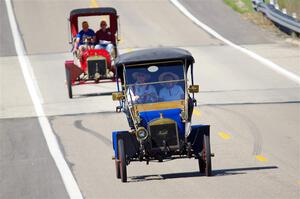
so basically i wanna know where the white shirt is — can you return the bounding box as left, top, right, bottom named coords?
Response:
left=159, top=85, right=184, bottom=101
left=127, top=84, right=158, bottom=104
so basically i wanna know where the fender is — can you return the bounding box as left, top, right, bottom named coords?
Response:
left=112, top=131, right=139, bottom=159
left=187, top=124, right=210, bottom=155
left=65, top=60, right=83, bottom=84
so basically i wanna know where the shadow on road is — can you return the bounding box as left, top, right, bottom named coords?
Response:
left=212, top=166, right=278, bottom=176
left=129, top=166, right=278, bottom=182
left=74, top=91, right=114, bottom=98
left=74, top=120, right=112, bottom=146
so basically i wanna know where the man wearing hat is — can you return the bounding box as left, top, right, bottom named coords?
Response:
left=128, top=71, right=158, bottom=104
left=159, top=72, right=184, bottom=101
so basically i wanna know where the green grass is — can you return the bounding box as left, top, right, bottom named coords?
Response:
left=265, top=0, right=300, bottom=17
left=223, top=0, right=254, bottom=14
left=224, top=0, right=300, bottom=16
left=276, top=0, right=300, bottom=16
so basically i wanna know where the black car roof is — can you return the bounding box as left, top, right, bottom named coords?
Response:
left=70, top=7, right=117, bottom=18
left=115, top=48, right=195, bottom=68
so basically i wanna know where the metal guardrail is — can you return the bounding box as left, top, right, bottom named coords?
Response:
left=252, top=1, right=300, bottom=34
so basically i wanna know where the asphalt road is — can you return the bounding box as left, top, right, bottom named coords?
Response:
left=0, top=117, right=68, bottom=198
left=178, top=0, right=274, bottom=45
left=1, top=0, right=299, bottom=198
left=0, top=0, right=16, bottom=56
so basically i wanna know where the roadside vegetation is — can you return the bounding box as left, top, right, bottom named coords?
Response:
left=223, top=0, right=300, bottom=38
left=275, top=0, right=300, bottom=17
left=223, top=0, right=253, bottom=13
left=224, top=0, right=300, bottom=17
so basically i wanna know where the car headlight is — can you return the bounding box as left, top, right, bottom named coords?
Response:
left=136, top=127, right=149, bottom=141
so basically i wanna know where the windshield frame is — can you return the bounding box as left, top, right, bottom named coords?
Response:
left=123, top=60, right=187, bottom=106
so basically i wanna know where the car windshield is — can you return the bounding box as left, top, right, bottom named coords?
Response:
left=125, top=62, right=185, bottom=105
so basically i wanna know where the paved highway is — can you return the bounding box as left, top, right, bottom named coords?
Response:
left=1, top=0, right=299, bottom=198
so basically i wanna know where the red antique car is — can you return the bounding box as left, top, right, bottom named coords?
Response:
left=65, top=7, right=119, bottom=98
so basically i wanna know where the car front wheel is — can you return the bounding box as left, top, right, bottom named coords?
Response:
left=115, top=159, right=120, bottom=179
left=118, top=139, right=127, bottom=182
left=198, top=134, right=212, bottom=176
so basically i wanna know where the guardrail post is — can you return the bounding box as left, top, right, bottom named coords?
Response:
left=253, top=0, right=300, bottom=35
left=282, top=8, right=287, bottom=15
left=291, top=31, right=297, bottom=38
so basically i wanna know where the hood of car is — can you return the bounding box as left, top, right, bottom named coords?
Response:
left=139, top=108, right=185, bottom=137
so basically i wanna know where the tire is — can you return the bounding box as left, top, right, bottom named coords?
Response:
left=118, top=139, right=127, bottom=182
left=115, top=159, right=120, bottom=179
left=198, top=158, right=205, bottom=173
left=204, top=134, right=212, bottom=176
left=198, top=134, right=212, bottom=176
left=66, top=68, right=73, bottom=98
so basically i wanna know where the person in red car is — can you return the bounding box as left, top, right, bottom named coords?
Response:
left=73, top=21, right=96, bottom=57
left=95, top=20, right=114, bottom=56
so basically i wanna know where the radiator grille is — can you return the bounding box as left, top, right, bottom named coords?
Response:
left=149, top=121, right=179, bottom=150
left=87, top=58, right=106, bottom=78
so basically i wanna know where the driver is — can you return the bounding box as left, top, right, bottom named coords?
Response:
left=159, top=72, right=184, bottom=101
left=128, top=71, right=157, bottom=104
left=73, top=21, right=96, bottom=56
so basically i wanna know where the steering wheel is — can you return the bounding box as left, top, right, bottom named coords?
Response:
left=83, top=37, right=93, bottom=46
left=138, top=93, right=158, bottom=103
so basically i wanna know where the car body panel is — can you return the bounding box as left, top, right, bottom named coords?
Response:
left=139, top=108, right=185, bottom=138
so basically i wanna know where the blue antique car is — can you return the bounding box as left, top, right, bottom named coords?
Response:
left=112, top=48, right=212, bottom=182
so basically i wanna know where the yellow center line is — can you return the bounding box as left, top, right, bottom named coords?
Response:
left=255, top=155, right=268, bottom=162
left=192, top=108, right=201, bottom=116
left=90, top=0, right=99, bottom=8
left=125, top=48, right=133, bottom=53
left=218, top=131, right=231, bottom=140
left=118, top=37, right=124, bottom=44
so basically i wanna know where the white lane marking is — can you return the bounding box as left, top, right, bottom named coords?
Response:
left=5, top=0, right=83, bottom=198
left=170, top=0, right=300, bottom=84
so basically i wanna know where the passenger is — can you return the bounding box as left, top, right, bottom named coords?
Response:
left=159, top=72, right=184, bottom=101
left=73, top=21, right=96, bottom=56
left=95, top=20, right=114, bottom=56
left=127, top=71, right=157, bottom=104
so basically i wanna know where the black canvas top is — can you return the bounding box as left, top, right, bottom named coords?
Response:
left=70, top=7, right=117, bottom=18
left=115, top=48, right=195, bottom=68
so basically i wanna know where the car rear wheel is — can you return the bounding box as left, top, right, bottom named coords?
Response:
left=118, top=139, right=127, bottom=182
left=115, top=159, right=120, bottom=179
left=65, top=68, right=73, bottom=98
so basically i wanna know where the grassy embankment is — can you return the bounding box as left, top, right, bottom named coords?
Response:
left=223, top=0, right=253, bottom=13
left=224, top=0, right=300, bottom=17
left=275, top=0, right=300, bottom=17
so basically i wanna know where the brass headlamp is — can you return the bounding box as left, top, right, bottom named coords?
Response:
left=135, top=127, right=149, bottom=141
